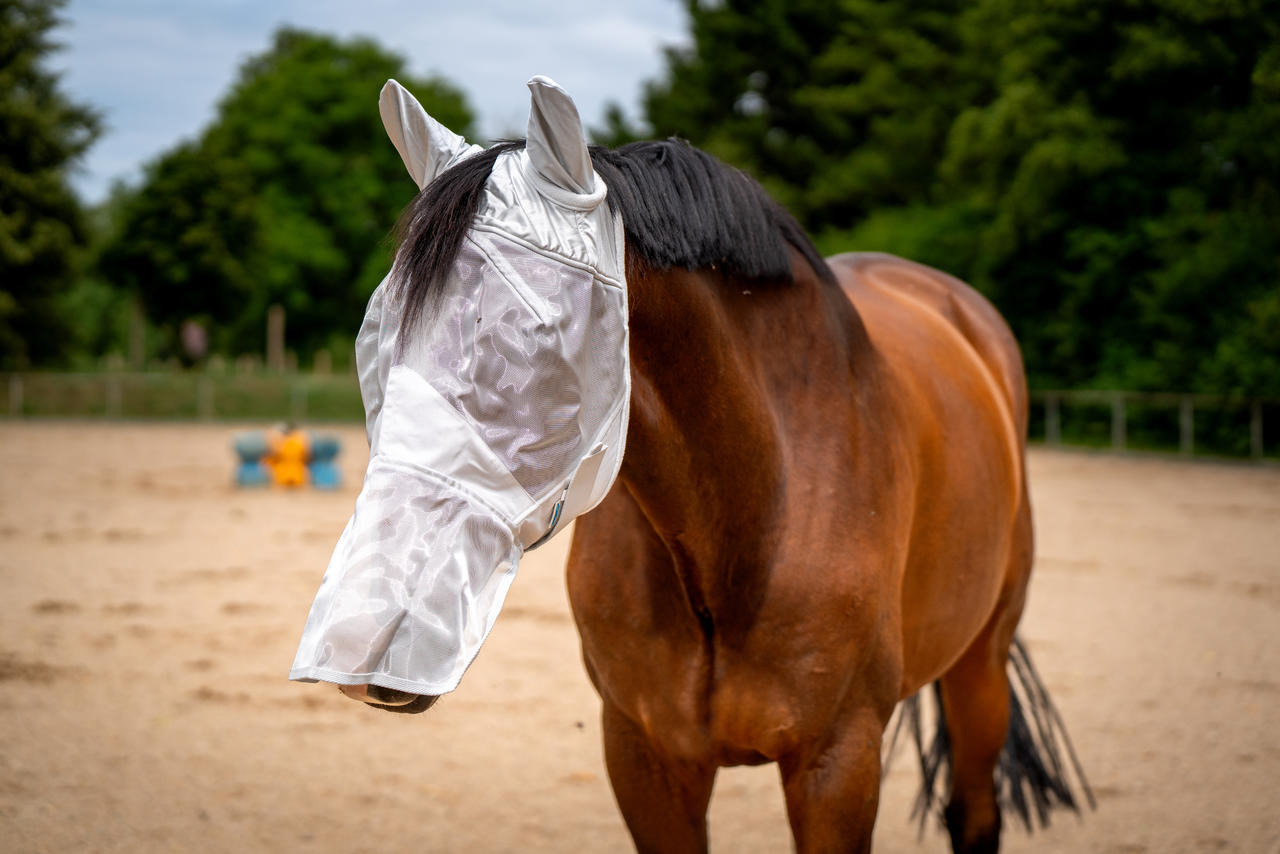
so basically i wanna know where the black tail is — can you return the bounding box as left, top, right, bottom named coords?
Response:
left=884, top=636, right=1095, bottom=834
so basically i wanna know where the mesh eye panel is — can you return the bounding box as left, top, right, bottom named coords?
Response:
left=409, top=231, right=626, bottom=500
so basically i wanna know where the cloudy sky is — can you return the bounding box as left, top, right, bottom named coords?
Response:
left=54, top=0, right=689, bottom=203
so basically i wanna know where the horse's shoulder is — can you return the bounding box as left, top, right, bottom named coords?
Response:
left=827, top=251, right=1027, bottom=428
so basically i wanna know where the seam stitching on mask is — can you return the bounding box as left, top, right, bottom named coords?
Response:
left=503, top=389, right=627, bottom=533
left=463, top=234, right=549, bottom=324
left=368, top=454, right=520, bottom=534
left=469, top=223, right=624, bottom=289
left=379, top=364, right=540, bottom=508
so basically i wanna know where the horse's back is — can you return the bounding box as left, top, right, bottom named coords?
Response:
left=828, top=251, right=1027, bottom=438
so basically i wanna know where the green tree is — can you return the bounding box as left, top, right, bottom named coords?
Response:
left=56, top=186, right=137, bottom=365
left=101, top=28, right=474, bottom=362
left=635, top=0, right=849, bottom=216
left=629, top=0, right=1280, bottom=396
left=933, top=0, right=1280, bottom=393
left=634, top=0, right=977, bottom=224
left=0, top=0, right=100, bottom=367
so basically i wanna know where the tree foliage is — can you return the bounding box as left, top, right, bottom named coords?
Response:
left=0, top=0, right=100, bottom=367
left=101, top=28, right=474, bottom=362
left=630, top=0, right=1280, bottom=395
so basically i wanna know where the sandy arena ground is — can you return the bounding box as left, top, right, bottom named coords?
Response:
left=0, top=422, right=1276, bottom=853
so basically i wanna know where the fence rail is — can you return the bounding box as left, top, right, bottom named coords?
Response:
left=2, top=371, right=363, bottom=423
left=2, top=373, right=1276, bottom=461
left=1031, top=390, right=1277, bottom=460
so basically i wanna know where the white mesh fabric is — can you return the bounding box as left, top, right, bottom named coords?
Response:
left=289, top=458, right=519, bottom=693
left=291, top=145, right=629, bottom=696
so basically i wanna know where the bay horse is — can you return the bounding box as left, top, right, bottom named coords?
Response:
left=299, top=78, right=1089, bottom=854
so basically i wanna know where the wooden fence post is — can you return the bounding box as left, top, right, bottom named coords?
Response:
left=1046, top=394, right=1061, bottom=446
left=1252, top=401, right=1264, bottom=460
left=8, top=375, right=21, bottom=417
left=198, top=376, right=214, bottom=420
left=1111, top=392, right=1126, bottom=450
left=129, top=300, right=146, bottom=370
left=290, top=379, right=307, bottom=422
left=1179, top=397, right=1194, bottom=456
left=106, top=375, right=122, bottom=418
left=266, top=305, right=286, bottom=373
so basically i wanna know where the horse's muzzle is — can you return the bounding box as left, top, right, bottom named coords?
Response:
left=338, top=683, right=439, bottom=714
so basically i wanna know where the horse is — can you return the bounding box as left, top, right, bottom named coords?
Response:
left=291, top=77, right=1089, bottom=853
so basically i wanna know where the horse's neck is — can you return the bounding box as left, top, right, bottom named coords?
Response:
left=619, top=262, right=868, bottom=623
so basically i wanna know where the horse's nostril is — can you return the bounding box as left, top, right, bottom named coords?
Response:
left=336, top=683, right=439, bottom=713
left=366, top=684, right=419, bottom=706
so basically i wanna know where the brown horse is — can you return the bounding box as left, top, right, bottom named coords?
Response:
left=568, top=244, right=1047, bottom=853
left=314, top=87, right=1088, bottom=851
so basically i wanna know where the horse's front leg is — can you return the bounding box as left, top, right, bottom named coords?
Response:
left=602, top=700, right=717, bottom=854
left=778, top=707, right=887, bottom=854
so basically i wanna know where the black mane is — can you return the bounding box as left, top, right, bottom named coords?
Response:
left=392, top=138, right=834, bottom=335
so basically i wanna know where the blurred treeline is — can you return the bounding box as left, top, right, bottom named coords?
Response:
left=3, top=3, right=472, bottom=372
left=5, top=0, right=1280, bottom=399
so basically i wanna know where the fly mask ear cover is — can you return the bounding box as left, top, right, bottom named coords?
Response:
left=378, top=78, right=484, bottom=190
left=289, top=76, right=629, bottom=697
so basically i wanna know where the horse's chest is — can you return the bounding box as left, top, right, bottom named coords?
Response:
left=569, top=565, right=872, bottom=764
left=569, top=578, right=714, bottom=755
left=566, top=498, right=884, bottom=763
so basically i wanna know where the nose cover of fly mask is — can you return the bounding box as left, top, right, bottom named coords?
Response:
left=289, top=77, right=629, bottom=696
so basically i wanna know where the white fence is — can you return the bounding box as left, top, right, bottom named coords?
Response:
left=1032, top=390, right=1275, bottom=459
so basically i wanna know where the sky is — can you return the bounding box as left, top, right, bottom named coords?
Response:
left=53, top=0, right=690, bottom=204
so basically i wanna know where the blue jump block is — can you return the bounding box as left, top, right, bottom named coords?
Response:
left=233, top=432, right=270, bottom=487
left=309, top=433, right=342, bottom=488
left=236, top=461, right=272, bottom=487
left=231, top=429, right=342, bottom=488
left=309, top=460, right=342, bottom=489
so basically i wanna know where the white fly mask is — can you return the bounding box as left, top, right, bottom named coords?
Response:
left=290, top=77, right=629, bottom=696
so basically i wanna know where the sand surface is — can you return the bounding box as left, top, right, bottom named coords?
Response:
left=0, top=422, right=1276, bottom=853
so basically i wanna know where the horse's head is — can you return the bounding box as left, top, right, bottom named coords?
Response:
left=289, top=77, right=629, bottom=712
